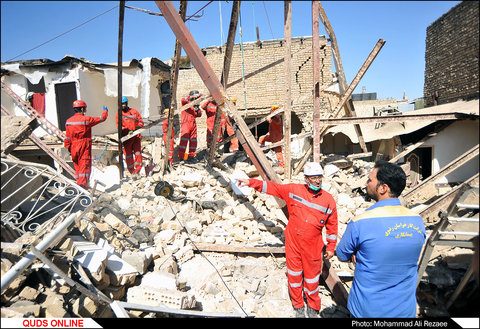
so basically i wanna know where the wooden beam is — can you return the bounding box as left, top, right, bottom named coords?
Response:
left=403, top=144, right=479, bottom=206
left=260, top=132, right=310, bottom=151
left=117, top=1, right=125, bottom=178
left=418, top=173, right=479, bottom=223
left=217, top=107, right=285, bottom=147
left=208, top=1, right=240, bottom=165
left=312, top=1, right=322, bottom=162
left=317, top=112, right=477, bottom=125
left=163, top=0, right=187, bottom=172
left=284, top=0, right=292, bottom=178
left=194, top=243, right=285, bottom=254
left=318, top=1, right=367, bottom=153
left=155, top=1, right=281, bottom=185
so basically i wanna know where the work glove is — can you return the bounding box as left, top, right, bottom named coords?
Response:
left=103, top=106, right=108, bottom=112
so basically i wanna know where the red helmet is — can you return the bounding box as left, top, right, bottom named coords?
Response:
left=73, top=100, right=87, bottom=108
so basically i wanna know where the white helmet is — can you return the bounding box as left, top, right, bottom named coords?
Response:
left=304, top=162, right=324, bottom=176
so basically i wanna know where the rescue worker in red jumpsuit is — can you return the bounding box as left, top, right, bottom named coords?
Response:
left=259, top=105, right=284, bottom=167
left=179, top=90, right=202, bottom=161
left=162, top=108, right=175, bottom=164
left=64, top=100, right=108, bottom=189
left=202, top=99, right=226, bottom=149
left=116, top=96, right=144, bottom=175
left=224, top=97, right=239, bottom=153
left=237, top=162, right=338, bottom=318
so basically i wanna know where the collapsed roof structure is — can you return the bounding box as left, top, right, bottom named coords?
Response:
left=1, top=0, right=478, bottom=320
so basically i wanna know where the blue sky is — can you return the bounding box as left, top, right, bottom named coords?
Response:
left=1, top=1, right=460, bottom=101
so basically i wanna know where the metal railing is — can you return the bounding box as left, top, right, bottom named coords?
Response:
left=1, top=157, right=91, bottom=238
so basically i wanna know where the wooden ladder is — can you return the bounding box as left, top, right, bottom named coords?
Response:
left=416, top=184, right=479, bottom=309
left=1, top=81, right=66, bottom=141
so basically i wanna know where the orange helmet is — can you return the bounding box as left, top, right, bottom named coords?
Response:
left=271, top=105, right=279, bottom=111
left=73, top=100, right=87, bottom=108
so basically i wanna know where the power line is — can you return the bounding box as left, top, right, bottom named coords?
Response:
left=6, top=4, right=119, bottom=62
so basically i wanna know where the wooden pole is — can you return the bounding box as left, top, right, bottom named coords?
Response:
left=318, top=1, right=368, bottom=153
left=163, top=0, right=187, bottom=173
left=312, top=1, right=321, bottom=163
left=117, top=0, right=125, bottom=179
left=208, top=0, right=241, bottom=165
left=284, top=1, right=292, bottom=179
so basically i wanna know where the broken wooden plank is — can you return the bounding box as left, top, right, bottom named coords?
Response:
left=284, top=0, right=292, bottom=178
left=260, top=132, right=310, bottom=151
left=208, top=1, right=240, bottom=165
left=312, top=1, right=322, bottom=162
left=193, top=243, right=285, bottom=254
left=317, top=112, right=478, bottom=125
left=403, top=144, right=479, bottom=206
left=117, top=0, right=126, bottom=178
left=155, top=1, right=281, bottom=185
left=0, top=114, right=38, bottom=155
left=162, top=0, right=186, bottom=173
left=321, top=257, right=348, bottom=308
left=317, top=1, right=367, bottom=153
left=218, top=107, right=285, bottom=147
left=417, top=173, right=479, bottom=223
left=114, top=301, right=251, bottom=318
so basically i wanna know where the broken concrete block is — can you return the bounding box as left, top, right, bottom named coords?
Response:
left=153, top=255, right=178, bottom=275
left=72, top=295, right=97, bottom=317
left=141, top=271, right=177, bottom=290
left=19, top=286, right=40, bottom=301
left=127, top=286, right=196, bottom=309
left=7, top=300, right=41, bottom=317
left=72, top=240, right=108, bottom=283
left=154, top=229, right=177, bottom=245
left=122, top=250, right=152, bottom=274
left=174, top=245, right=194, bottom=265
left=104, top=213, right=134, bottom=236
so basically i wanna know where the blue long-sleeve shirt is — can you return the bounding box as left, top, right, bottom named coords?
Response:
left=336, top=198, right=426, bottom=318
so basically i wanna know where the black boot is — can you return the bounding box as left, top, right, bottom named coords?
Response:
left=306, top=306, right=320, bottom=318
left=294, top=306, right=306, bottom=318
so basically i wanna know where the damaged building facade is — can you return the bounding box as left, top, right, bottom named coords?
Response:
left=1, top=55, right=171, bottom=137
left=1, top=0, right=479, bottom=320
left=176, top=36, right=332, bottom=136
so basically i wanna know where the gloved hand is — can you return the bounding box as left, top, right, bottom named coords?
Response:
left=103, top=106, right=108, bottom=112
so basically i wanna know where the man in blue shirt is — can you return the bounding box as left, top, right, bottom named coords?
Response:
left=336, top=160, right=426, bottom=318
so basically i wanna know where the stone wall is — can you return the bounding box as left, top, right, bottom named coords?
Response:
left=424, top=1, right=479, bottom=107
left=176, top=36, right=332, bottom=131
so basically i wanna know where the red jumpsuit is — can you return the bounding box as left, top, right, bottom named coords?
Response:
left=64, top=109, right=108, bottom=189
left=179, top=96, right=202, bottom=160
left=162, top=118, right=175, bottom=163
left=202, top=101, right=226, bottom=148
left=247, top=179, right=338, bottom=311
left=116, top=108, right=144, bottom=174
left=259, top=115, right=284, bottom=167
left=225, top=118, right=239, bottom=152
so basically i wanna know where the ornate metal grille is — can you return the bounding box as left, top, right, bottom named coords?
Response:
left=1, top=157, right=92, bottom=237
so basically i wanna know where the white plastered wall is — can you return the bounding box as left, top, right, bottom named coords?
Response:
left=425, top=120, right=479, bottom=184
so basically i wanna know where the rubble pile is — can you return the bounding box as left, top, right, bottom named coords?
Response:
left=1, top=147, right=476, bottom=318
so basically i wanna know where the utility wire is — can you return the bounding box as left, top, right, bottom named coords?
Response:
left=262, top=1, right=275, bottom=39
left=164, top=196, right=249, bottom=317
left=6, top=5, right=119, bottom=62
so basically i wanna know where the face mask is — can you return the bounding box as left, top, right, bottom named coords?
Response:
left=308, top=183, right=322, bottom=192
